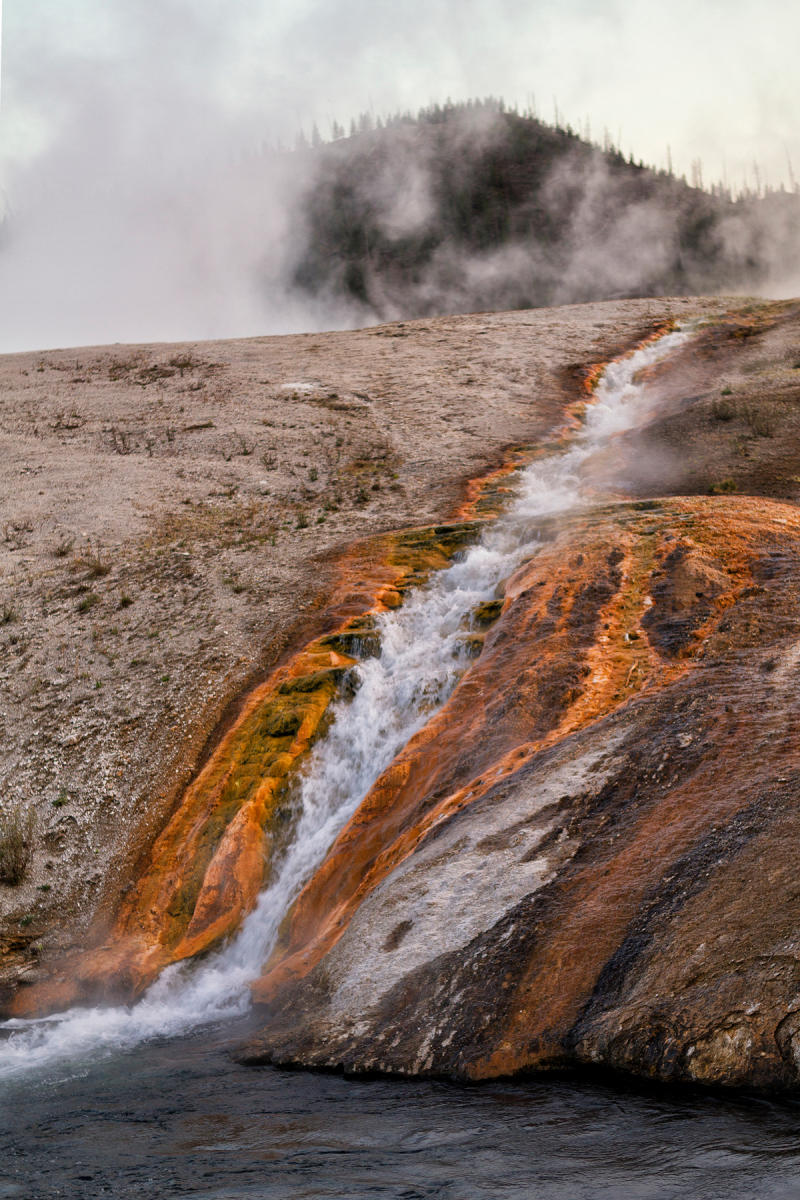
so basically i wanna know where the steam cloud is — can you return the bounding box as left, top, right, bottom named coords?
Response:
left=0, top=3, right=357, bottom=350
left=1, top=2, right=798, bottom=352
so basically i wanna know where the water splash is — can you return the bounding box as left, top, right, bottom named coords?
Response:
left=0, top=329, right=686, bottom=1080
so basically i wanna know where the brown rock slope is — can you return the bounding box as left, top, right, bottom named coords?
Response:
left=238, top=299, right=800, bottom=1090
left=2, top=298, right=708, bottom=998
left=6, top=295, right=800, bottom=1092
left=241, top=493, right=800, bottom=1089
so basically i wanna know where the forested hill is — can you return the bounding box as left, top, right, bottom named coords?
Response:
left=291, top=100, right=800, bottom=319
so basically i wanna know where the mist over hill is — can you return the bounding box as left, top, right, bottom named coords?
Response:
left=289, top=100, right=800, bottom=321
left=2, top=97, right=798, bottom=353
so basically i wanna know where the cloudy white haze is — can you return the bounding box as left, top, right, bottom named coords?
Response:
left=0, top=0, right=798, bottom=352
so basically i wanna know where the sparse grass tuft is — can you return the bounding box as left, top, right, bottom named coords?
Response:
left=85, top=556, right=111, bottom=579
left=72, top=550, right=111, bottom=579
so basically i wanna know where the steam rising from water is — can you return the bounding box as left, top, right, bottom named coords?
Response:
left=0, top=328, right=687, bottom=1081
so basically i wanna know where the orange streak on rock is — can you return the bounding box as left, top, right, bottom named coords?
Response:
left=251, top=497, right=785, bottom=1010
left=8, top=659, right=344, bottom=1016
left=471, top=708, right=800, bottom=1079
left=8, top=522, right=483, bottom=1018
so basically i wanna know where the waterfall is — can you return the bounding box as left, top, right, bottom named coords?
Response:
left=0, top=329, right=687, bottom=1080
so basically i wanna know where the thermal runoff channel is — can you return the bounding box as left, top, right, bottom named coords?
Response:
left=0, top=330, right=687, bottom=1081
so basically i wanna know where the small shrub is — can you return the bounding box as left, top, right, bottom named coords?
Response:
left=1, top=605, right=16, bottom=625
left=118, top=594, right=133, bottom=609
left=76, top=593, right=99, bottom=613
left=709, top=478, right=737, bottom=494
left=224, top=434, right=253, bottom=460
left=0, top=805, right=36, bottom=886
left=53, top=536, right=75, bottom=558
left=136, top=364, right=175, bottom=386
left=711, top=396, right=736, bottom=422
left=106, top=426, right=133, bottom=455
left=741, top=403, right=775, bottom=438
left=168, top=353, right=197, bottom=376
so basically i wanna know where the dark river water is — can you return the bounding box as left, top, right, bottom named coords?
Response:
left=3, top=1018, right=800, bottom=1200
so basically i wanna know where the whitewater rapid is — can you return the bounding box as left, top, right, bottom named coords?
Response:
left=0, top=328, right=687, bottom=1081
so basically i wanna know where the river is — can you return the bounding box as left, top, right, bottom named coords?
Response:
left=4, top=1018, right=800, bottom=1198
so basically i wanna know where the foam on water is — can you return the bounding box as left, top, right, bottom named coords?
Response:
left=0, top=329, right=687, bottom=1081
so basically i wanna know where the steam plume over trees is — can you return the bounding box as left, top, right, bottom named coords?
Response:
left=288, top=98, right=800, bottom=321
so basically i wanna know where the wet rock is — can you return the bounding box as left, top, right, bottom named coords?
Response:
left=11, top=300, right=800, bottom=1094
left=5, top=518, right=485, bottom=1016
left=471, top=599, right=504, bottom=628
left=238, top=497, right=800, bottom=1092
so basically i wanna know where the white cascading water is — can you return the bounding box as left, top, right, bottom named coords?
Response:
left=0, top=329, right=687, bottom=1080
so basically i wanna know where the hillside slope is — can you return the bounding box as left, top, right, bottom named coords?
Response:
left=292, top=105, right=800, bottom=320
left=9, top=297, right=800, bottom=1095
left=0, top=296, right=708, bottom=1001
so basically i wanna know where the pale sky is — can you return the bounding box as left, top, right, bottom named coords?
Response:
left=4, top=0, right=798, bottom=187
left=0, top=1, right=798, bottom=350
